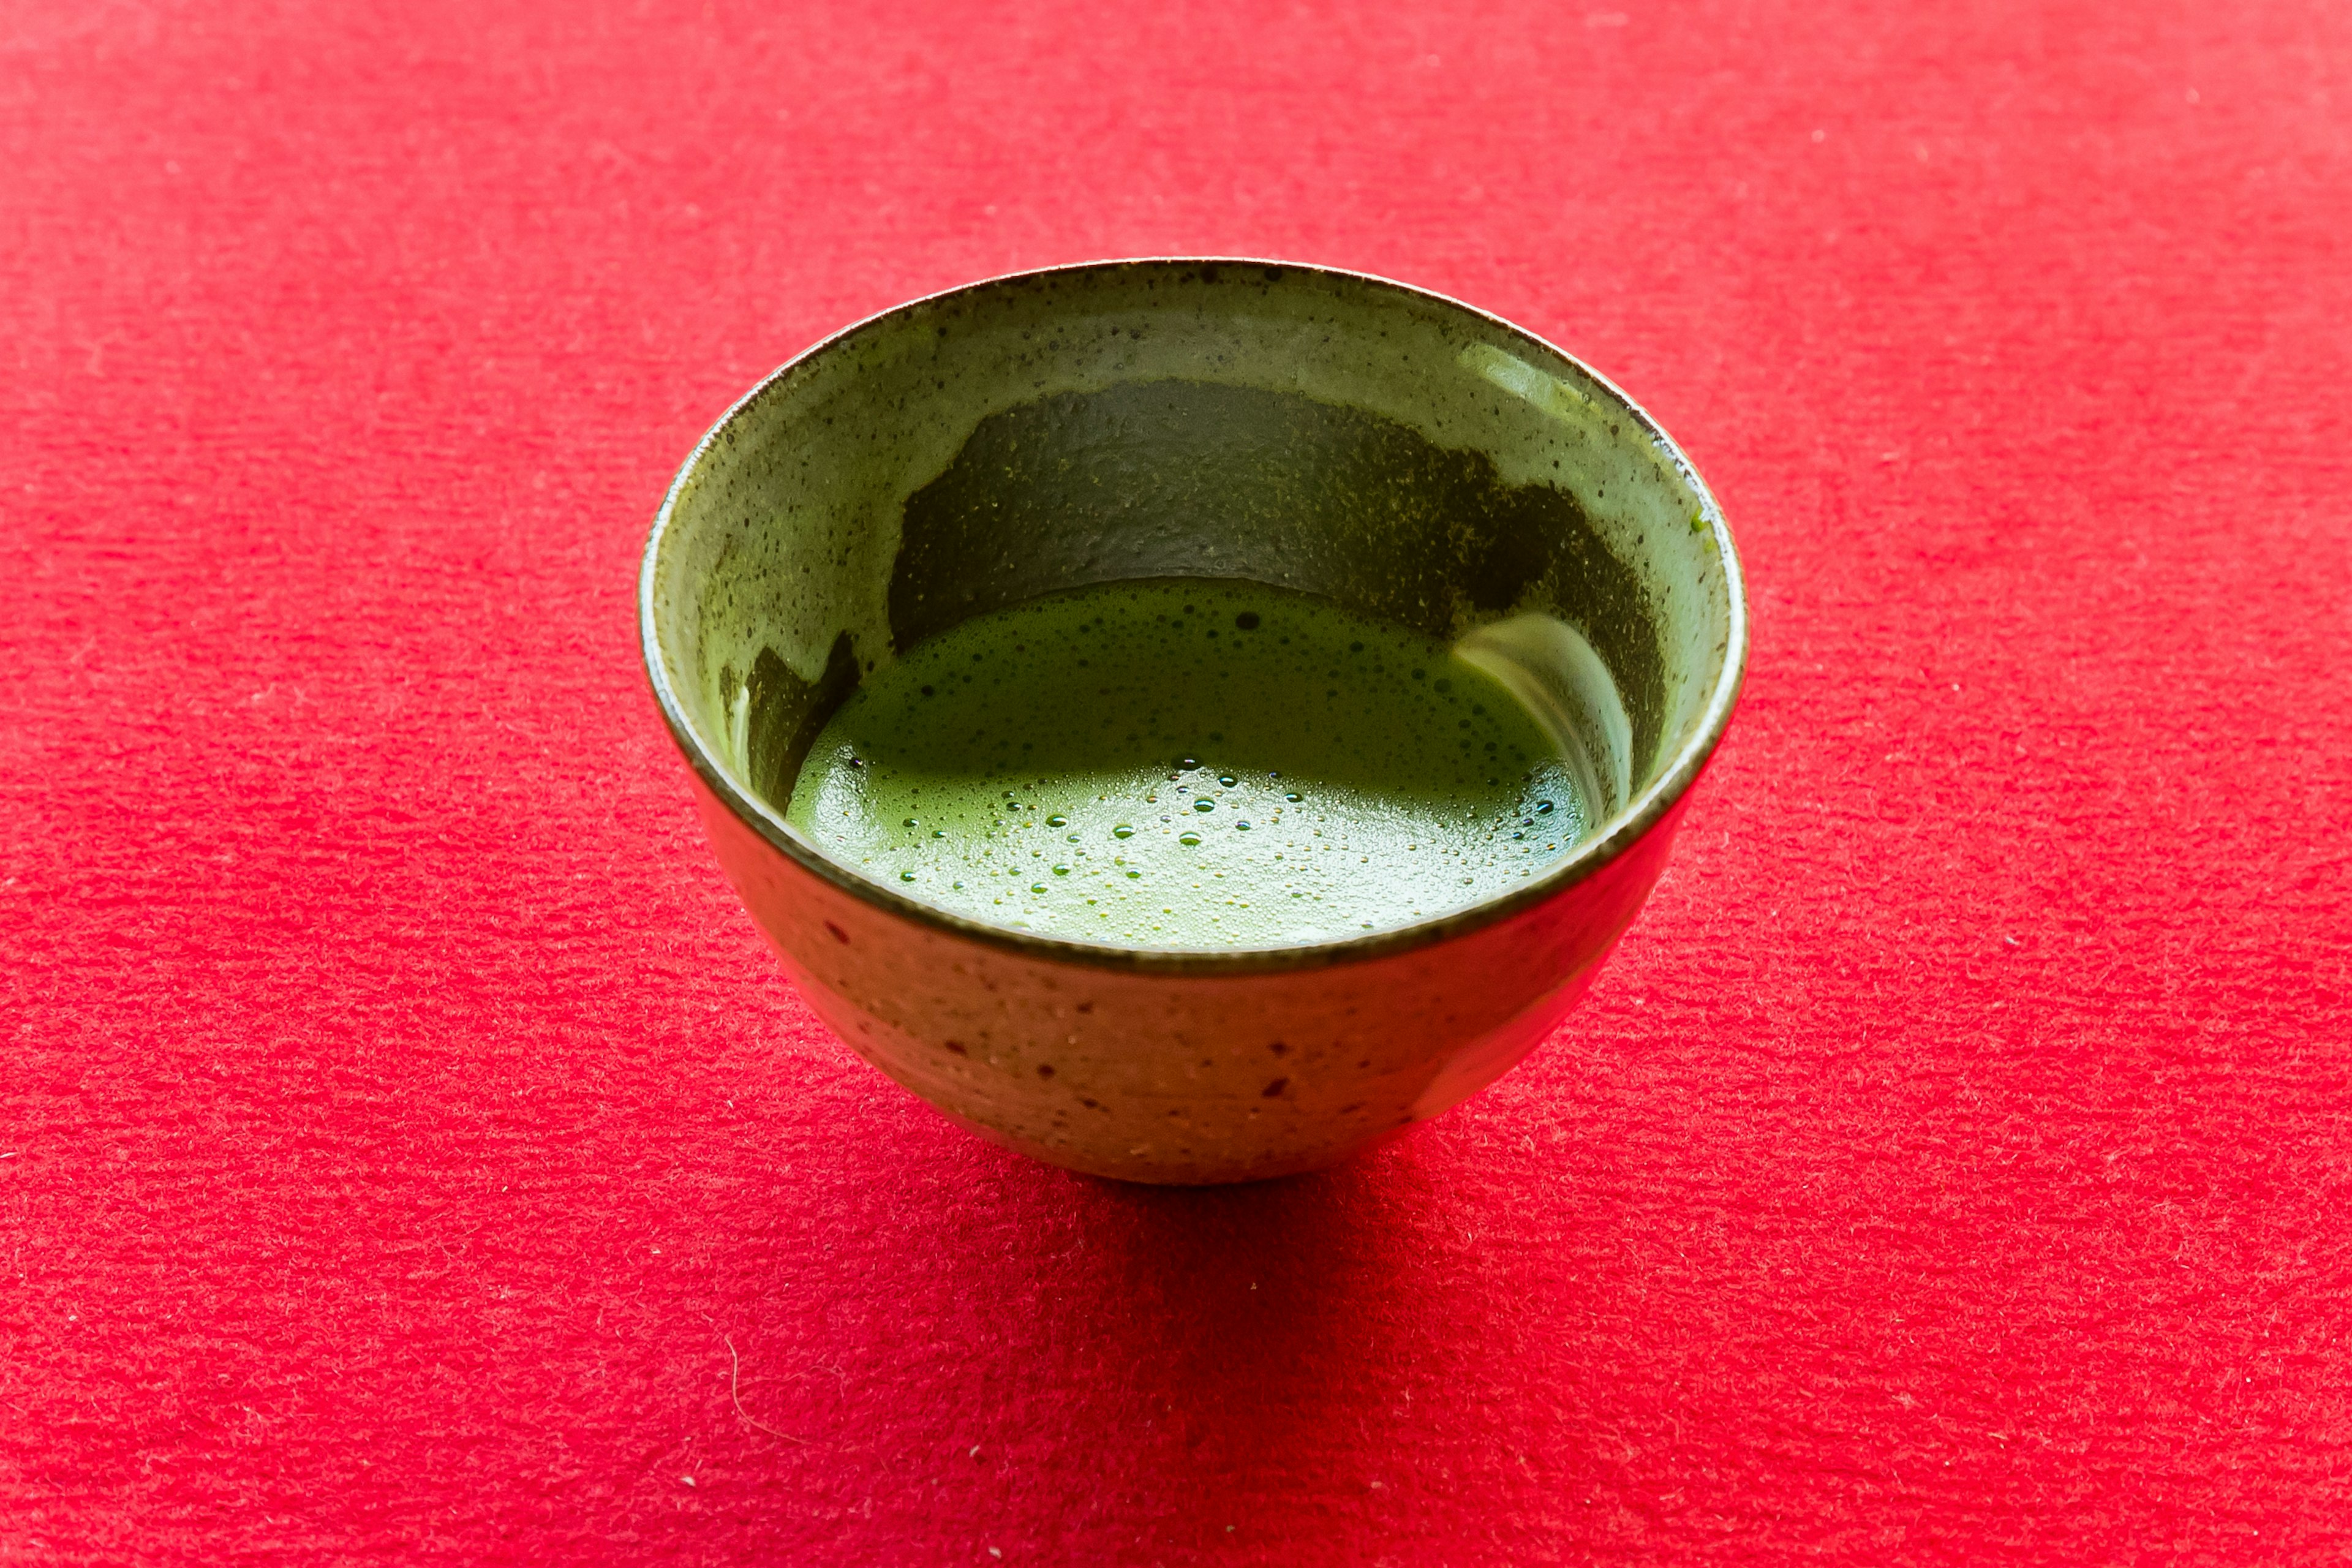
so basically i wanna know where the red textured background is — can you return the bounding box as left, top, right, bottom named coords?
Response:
left=5, top=0, right=2350, bottom=1561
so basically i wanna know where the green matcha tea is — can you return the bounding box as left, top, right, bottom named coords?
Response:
left=785, top=579, right=1588, bottom=948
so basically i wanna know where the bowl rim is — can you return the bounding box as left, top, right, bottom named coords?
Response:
left=639, top=257, right=1748, bottom=975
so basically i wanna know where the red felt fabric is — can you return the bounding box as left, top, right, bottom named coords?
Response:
left=4, top=0, right=2349, bottom=1561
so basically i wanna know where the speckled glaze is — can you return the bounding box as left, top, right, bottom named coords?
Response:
left=641, top=259, right=1747, bottom=1184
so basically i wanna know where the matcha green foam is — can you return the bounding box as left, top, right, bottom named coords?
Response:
left=785, top=579, right=1589, bottom=949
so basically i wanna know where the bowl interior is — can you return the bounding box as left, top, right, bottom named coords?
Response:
left=644, top=261, right=1743, bottom=929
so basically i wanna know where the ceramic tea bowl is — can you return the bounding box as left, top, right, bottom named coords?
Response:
left=640, top=259, right=1746, bottom=1184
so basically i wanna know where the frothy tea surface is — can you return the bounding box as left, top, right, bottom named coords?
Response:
left=784, top=579, right=1586, bottom=948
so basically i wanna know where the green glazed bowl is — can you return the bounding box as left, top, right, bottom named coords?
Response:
left=641, top=259, right=1746, bottom=1184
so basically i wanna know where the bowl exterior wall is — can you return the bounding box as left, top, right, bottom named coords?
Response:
left=687, top=763, right=1691, bottom=1183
